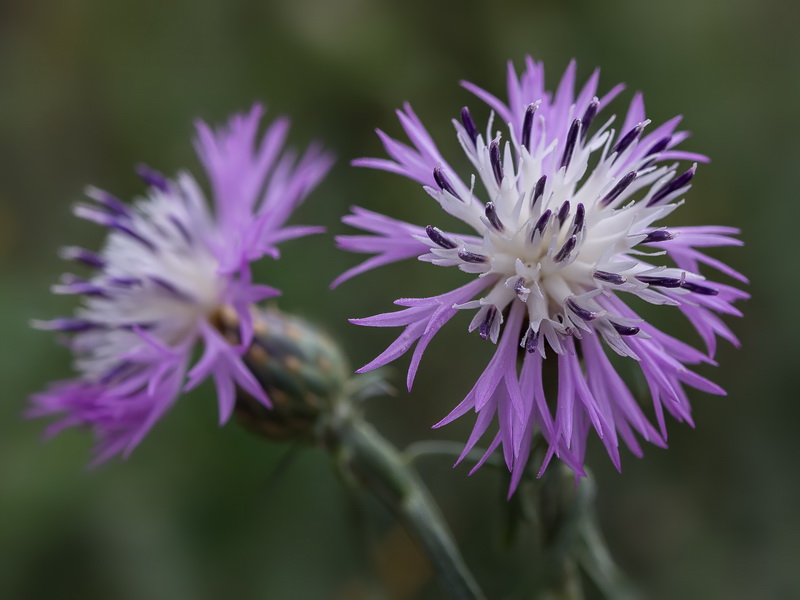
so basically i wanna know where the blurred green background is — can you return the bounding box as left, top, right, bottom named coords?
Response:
left=0, top=0, right=794, bottom=598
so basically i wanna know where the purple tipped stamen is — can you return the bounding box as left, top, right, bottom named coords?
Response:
left=521, top=103, right=538, bottom=151
left=60, top=247, right=105, bottom=269
left=479, top=306, right=498, bottom=340
left=433, top=165, right=459, bottom=198
left=457, top=248, right=488, bottom=263
left=680, top=281, right=719, bottom=295
left=484, top=202, right=505, bottom=232
left=612, top=322, right=640, bottom=336
left=554, top=235, right=577, bottom=262
left=489, top=140, right=503, bottom=185
left=135, top=164, right=170, bottom=193
left=566, top=298, right=599, bottom=321
left=600, top=171, right=637, bottom=207
left=149, top=276, right=197, bottom=303
left=531, top=209, right=552, bottom=242
left=34, top=318, right=98, bottom=332
left=640, top=229, right=675, bottom=244
left=571, top=203, right=585, bottom=235
left=636, top=275, right=683, bottom=288
left=648, top=165, right=696, bottom=206
left=524, top=327, right=540, bottom=353
left=580, top=97, right=599, bottom=140
left=645, top=136, right=672, bottom=157
left=613, top=122, right=646, bottom=155
left=560, top=118, right=581, bottom=169
left=110, top=222, right=157, bottom=252
left=532, top=175, right=547, bottom=208
left=557, top=200, right=571, bottom=225
left=460, top=107, right=479, bottom=146
left=594, top=270, right=627, bottom=285
left=425, top=225, right=457, bottom=249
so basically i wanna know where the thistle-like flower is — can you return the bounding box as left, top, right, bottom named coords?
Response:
left=31, top=105, right=332, bottom=463
left=336, top=58, right=746, bottom=489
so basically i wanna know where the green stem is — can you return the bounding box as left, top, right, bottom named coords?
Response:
left=332, top=414, right=486, bottom=600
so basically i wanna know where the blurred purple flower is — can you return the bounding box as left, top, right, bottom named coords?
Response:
left=336, top=58, right=746, bottom=491
left=31, top=105, right=332, bottom=464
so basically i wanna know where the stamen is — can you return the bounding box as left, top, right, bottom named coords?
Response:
left=111, top=222, right=157, bottom=252
left=532, top=175, right=547, bottom=208
left=600, top=171, right=637, bottom=207
left=433, top=165, right=458, bottom=198
left=489, top=140, right=503, bottom=185
left=521, top=103, right=538, bottom=151
left=566, top=298, right=599, bottom=321
left=484, top=202, right=504, bottom=232
left=524, top=327, right=540, bottom=353
left=640, top=229, right=675, bottom=244
left=636, top=275, right=682, bottom=288
left=149, top=276, right=196, bottom=302
left=680, top=281, right=719, bottom=295
left=32, top=318, right=98, bottom=332
left=580, top=97, right=599, bottom=140
left=460, top=107, right=479, bottom=146
left=479, top=306, right=498, bottom=340
left=513, top=277, right=527, bottom=296
left=594, top=270, right=627, bottom=285
left=557, top=200, right=571, bottom=225
left=613, top=121, right=646, bottom=155
left=169, top=215, right=193, bottom=245
left=136, top=164, right=170, bottom=192
left=530, top=209, right=552, bottom=242
left=571, top=203, right=585, bottom=235
left=612, top=323, right=640, bottom=336
left=645, top=136, right=672, bottom=157
left=560, top=119, right=581, bottom=169
left=647, top=165, right=696, bottom=206
left=59, top=246, right=105, bottom=269
left=553, top=235, right=577, bottom=262
left=425, top=225, right=457, bottom=249
left=457, top=248, right=488, bottom=263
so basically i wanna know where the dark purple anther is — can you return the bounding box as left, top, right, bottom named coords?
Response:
left=460, top=107, right=479, bottom=146
left=521, top=103, right=538, bottom=151
left=566, top=298, right=599, bottom=321
left=636, top=275, right=682, bottom=288
left=41, top=318, right=98, bottom=332
left=641, top=229, right=675, bottom=244
left=571, top=203, right=585, bottom=235
left=484, top=202, right=505, bottom=232
left=554, top=235, right=577, bottom=262
left=557, top=200, right=571, bottom=225
left=457, top=248, right=488, bottom=263
left=680, top=281, right=719, bottom=295
left=647, top=165, right=696, bottom=206
left=433, top=165, right=458, bottom=198
left=489, top=140, right=504, bottom=185
left=525, top=328, right=540, bottom=353
left=594, top=270, right=626, bottom=285
left=136, top=164, right=170, bottom=192
left=479, top=306, right=498, bottom=340
left=645, top=136, right=672, bottom=157
left=560, top=119, right=581, bottom=169
left=532, top=175, right=547, bottom=208
left=61, top=247, right=105, bottom=269
left=580, top=97, right=599, bottom=140
left=612, top=323, right=640, bottom=336
left=600, top=171, right=637, bottom=207
left=514, top=277, right=527, bottom=296
left=108, top=277, right=141, bottom=287
left=425, top=225, right=457, bottom=249
left=531, top=209, right=552, bottom=241
left=111, top=222, right=157, bottom=252
left=149, top=276, right=195, bottom=302
left=169, top=216, right=193, bottom=245
left=613, top=122, right=645, bottom=155
left=94, top=191, right=130, bottom=217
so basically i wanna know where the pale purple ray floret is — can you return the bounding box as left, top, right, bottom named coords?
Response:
left=31, top=105, right=332, bottom=464
left=335, top=58, right=747, bottom=492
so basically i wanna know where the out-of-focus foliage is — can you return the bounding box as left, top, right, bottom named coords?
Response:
left=0, top=0, right=795, bottom=598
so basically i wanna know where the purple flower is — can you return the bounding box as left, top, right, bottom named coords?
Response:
left=336, top=58, right=746, bottom=490
left=31, top=105, right=333, bottom=464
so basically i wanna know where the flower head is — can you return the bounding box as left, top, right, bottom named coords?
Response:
left=31, top=105, right=332, bottom=464
left=336, top=58, right=746, bottom=490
